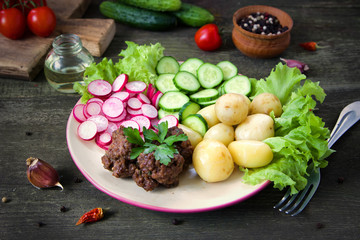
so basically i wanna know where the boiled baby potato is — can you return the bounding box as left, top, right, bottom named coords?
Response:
left=197, top=104, right=220, bottom=128
left=193, top=139, right=234, bottom=182
left=178, top=124, right=203, bottom=148
left=228, top=140, right=273, bottom=168
left=235, top=113, right=274, bottom=141
left=215, top=93, right=249, bottom=125
left=249, top=92, right=282, bottom=117
left=203, top=123, right=235, bottom=146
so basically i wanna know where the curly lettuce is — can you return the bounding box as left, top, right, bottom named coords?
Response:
left=243, top=63, right=334, bottom=194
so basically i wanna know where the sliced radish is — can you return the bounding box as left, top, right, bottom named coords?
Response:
left=158, top=115, right=179, bottom=128
left=87, top=97, right=104, bottom=104
left=88, top=115, right=109, bottom=132
left=151, top=91, right=163, bottom=109
left=126, top=106, right=142, bottom=116
left=84, top=101, right=103, bottom=118
left=125, top=81, right=147, bottom=93
left=77, top=120, right=97, bottom=141
left=96, top=132, right=112, bottom=146
left=106, top=122, right=118, bottom=134
left=102, top=97, right=124, bottom=118
left=127, top=97, right=142, bottom=110
left=112, top=74, right=128, bottom=92
left=73, top=104, right=87, bottom=123
left=137, top=93, right=151, bottom=104
left=131, top=115, right=151, bottom=132
left=106, top=109, right=127, bottom=122
left=150, top=118, right=159, bottom=128
left=120, top=120, right=140, bottom=131
left=141, top=104, right=158, bottom=119
left=111, top=91, right=130, bottom=102
left=146, top=83, right=156, bottom=100
left=88, top=79, right=112, bottom=98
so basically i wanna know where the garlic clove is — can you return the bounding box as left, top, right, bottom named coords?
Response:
left=280, top=58, right=309, bottom=73
left=26, top=157, right=64, bottom=190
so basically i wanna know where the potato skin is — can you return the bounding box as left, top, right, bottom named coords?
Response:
left=249, top=93, right=282, bottom=117
left=215, top=93, right=249, bottom=125
left=197, top=104, right=220, bottom=128
left=193, top=139, right=234, bottom=182
left=178, top=124, right=203, bottom=148
left=235, top=114, right=274, bottom=141
left=228, top=140, right=273, bottom=168
left=204, top=123, right=235, bottom=146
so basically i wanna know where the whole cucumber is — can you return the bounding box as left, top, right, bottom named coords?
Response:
left=172, top=3, right=214, bottom=27
left=117, top=0, right=181, bottom=12
left=100, top=1, right=177, bottom=31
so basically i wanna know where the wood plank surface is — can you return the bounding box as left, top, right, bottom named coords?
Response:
left=0, top=0, right=359, bottom=239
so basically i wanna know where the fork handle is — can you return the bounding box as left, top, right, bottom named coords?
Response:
left=328, top=102, right=360, bottom=148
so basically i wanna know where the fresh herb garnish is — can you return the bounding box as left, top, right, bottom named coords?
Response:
left=123, top=122, right=188, bottom=166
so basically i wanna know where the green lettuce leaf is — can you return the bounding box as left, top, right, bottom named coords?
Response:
left=115, top=41, right=164, bottom=85
left=242, top=63, right=334, bottom=194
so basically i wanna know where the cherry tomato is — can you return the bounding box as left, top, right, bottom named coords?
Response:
left=27, top=6, right=56, bottom=37
left=194, top=23, right=222, bottom=51
left=0, top=8, right=26, bottom=40
left=19, top=0, right=48, bottom=17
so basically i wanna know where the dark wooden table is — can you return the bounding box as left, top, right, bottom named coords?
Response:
left=1, top=0, right=359, bottom=239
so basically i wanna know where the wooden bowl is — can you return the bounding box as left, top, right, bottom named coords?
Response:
left=232, top=5, right=293, bottom=58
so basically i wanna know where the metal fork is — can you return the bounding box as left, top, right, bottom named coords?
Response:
left=274, top=101, right=360, bottom=216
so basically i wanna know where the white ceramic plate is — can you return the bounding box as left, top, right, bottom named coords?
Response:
left=66, top=102, right=270, bottom=213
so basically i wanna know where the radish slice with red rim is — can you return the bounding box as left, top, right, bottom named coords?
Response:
left=88, top=115, right=109, bottom=132
left=150, top=118, right=159, bottom=128
left=158, top=115, right=179, bottom=128
left=127, top=97, right=142, bottom=110
left=84, top=101, right=103, bottom=118
left=96, top=132, right=112, bottom=146
left=126, top=107, right=142, bottom=116
left=120, top=120, right=140, bottom=131
left=102, top=97, right=124, bottom=118
left=141, top=104, right=158, bottom=119
left=77, top=120, right=97, bottom=141
left=137, top=93, right=151, bottom=104
left=151, top=91, right=163, bottom=109
left=112, top=74, right=128, bottom=92
left=146, top=83, right=156, bottom=100
left=88, top=79, right=112, bottom=98
left=73, top=104, right=87, bottom=123
left=111, top=91, right=130, bottom=102
left=125, top=81, right=147, bottom=93
left=131, top=115, right=151, bottom=132
left=87, top=97, right=104, bottom=104
left=106, top=109, right=127, bottom=122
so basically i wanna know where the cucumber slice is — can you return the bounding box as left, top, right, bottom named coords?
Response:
left=173, top=71, right=200, bottom=93
left=217, top=61, right=238, bottom=80
left=197, top=63, right=223, bottom=88
left=179, top=58, right=204, bottom=76
left=158, top=91, right=189, bottom=112
left=179, top=101, right=201, bottom=121
left=156, top=56, right=180, bottom=74
left=158, top=108, right=179, bottom=119
left=190, top=88, right=219, bottom=103
left=182, top=114, right=208, bottom=136
left=155, top=73, right=179, bottom=93
left=198, top=99, right=218, bottom=107
left=223, top=75, right=251, bottom=96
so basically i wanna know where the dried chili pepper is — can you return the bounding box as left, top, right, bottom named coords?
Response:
left=76, top=207, right=104, bottom=225
left=299, top=41, right=321, bottom=51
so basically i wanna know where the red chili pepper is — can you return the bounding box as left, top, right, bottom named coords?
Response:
left=76, top=207, right=104, bottom=225
left=299, top=42, right=319, bottom=51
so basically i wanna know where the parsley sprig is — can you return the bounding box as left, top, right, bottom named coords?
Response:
left=123, top=122, right=188, bottom=166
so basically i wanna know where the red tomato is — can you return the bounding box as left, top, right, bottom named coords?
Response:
left=0, top=8, right=26, bottom=40
left=194, top=24, right=222, bottom=51
left=20, top=0, right=48, bottom=16
left=27, top=6, right=56, bottom=37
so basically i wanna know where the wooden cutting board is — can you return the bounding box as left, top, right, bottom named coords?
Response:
left=0, top=0, right=116, bottom=80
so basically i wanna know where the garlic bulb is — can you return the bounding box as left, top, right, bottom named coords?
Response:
left=26, top=157, right=63, bottom=190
